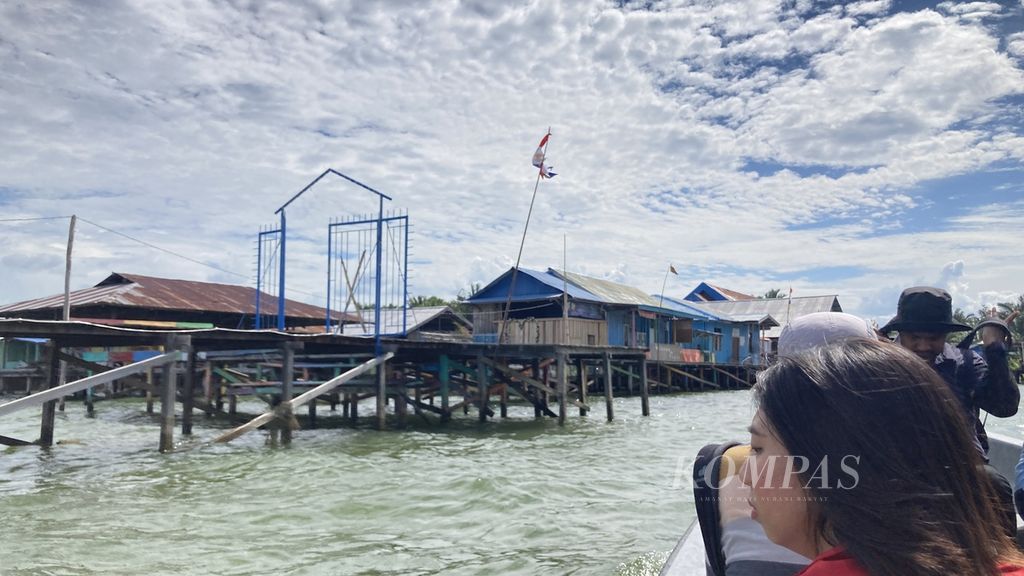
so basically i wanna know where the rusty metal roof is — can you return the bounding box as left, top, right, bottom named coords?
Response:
left=0, top=272, right=355, bottom=321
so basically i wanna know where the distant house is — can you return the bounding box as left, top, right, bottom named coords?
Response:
left=0, top=272, right=358, bottom=330
left=342, top=306, right=472, bottom=341
left=683, top=282, right=756, bottom=302
left=659, top=296, right=776, bottom=364
left=687, top=293, right=842, bottom=355
left=464, top=268, right=772, bottom=363
left=465, top=267, right=608, bottom=345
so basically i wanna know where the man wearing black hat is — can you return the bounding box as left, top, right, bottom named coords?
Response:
left=882, top=286, right=1018, bottom=534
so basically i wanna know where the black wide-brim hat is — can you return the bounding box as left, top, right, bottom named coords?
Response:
left=879, top=286, right=972, bottom=334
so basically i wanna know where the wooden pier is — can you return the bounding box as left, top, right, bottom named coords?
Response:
left=0, top=319, right=759, bottom=451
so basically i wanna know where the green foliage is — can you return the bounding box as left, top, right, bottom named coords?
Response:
left=953, top=294, right=1024, bottom=373
left=762, top=288, right=786, bottom=299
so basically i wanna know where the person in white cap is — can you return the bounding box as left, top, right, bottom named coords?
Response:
left=700, top=311, right=877, bottom=576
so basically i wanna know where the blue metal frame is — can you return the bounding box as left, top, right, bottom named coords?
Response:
left=255, top=227, right=282, bottom=330
left=268, top=169, right=393, bottom=352
left=326, top=214, right=409, bottom=340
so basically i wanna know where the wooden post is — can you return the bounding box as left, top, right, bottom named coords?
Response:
left=542, top=364, right=551, bottom=416
left=342, top=393, right=350, bottom=419
left=532, top=359, right=542, bottom=418
left=202, top=362, right=213, bottom=416
left=145, top=367, right=154, bottom=414
left=477, top=354, right=488, bottom=423
left=395, top=392, right=407, bottom=427
left=377, top=357, right=388, bottom=431
left=281, top=342, right=295, bottom=444
left=228, top=392, right=237, bottom=415
left=439, top=354, right=451, bottom=423
left=499, top=384, right=508, bottom=418
left=182, top=342, right=195, bottom=435
left=85, top=385, right=94, bottom=416
left=308, top=399, right=318, bottom=428
left=640, top=358, right=650, bottom=417
left=159, top=336, right=180, bottom=453
left=627, top=368, right=635, bottom=396
left=39, top=341, right=59, bottom=447
left=557, top=354, right=568, bottom=426
left=330, top=393, right=339, bottom=411
left=577, top=358, right=588, bottom=416
left=603, top=353, right=614, bottom=422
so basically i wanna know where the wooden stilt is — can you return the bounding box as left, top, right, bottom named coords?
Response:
left=477, top=354, right=488, bottom=423
left=308, top=399, right=317, bottom=429
left=499, top=384, right=508, bottom=418
left=603, top=353, right=614, bottom=422
left=557, top=354, right=567, bottom=426
left=351, top=393, right=359, bottom=422
left=330, top=393, right=339, bottom=411
left=85, top=386, right=94, bottom=416
left=146, top=367, right=154, bottom=413
left=342, top=393, right=350, bottom=418
left=396, top=392, right=407, bottom=427
left=228, top=393, right=237, bottom=415
left=532, top=359, right=542, bottom=418
left=376, top=359, right=387, bottom=431
left=439, top=354, right=451, bottom=423
left=281, top=343, right=295, bottom=444
left=542, top=364, right=551, bottom=416
left=182, top=344, right=196, bottom=436
left=640, top=359, right=650, bottom=417
left=203, top=362, right=213, bottom=416
left=39, top=341, right=59, bottom=447
left=159, top=336, right=179, bottom=453
left=577, top=358, right=588, bottom=416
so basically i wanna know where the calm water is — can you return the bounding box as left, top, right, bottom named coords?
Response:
left=2, top=391, right=1023, bottom=575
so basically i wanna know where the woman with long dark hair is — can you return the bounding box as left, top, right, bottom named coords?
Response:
left=744, top=339, right=1024, bottom=575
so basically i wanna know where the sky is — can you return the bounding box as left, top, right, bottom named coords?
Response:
left=1, top=0, right=1023, bottom=326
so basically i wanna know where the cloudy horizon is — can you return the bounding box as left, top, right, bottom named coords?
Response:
left=1, top=0, right=1022, bottom=327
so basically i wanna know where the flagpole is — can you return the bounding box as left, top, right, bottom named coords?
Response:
left=498, top=129, right=551, bottom=346
left=658, top=265, right=671, bottom=310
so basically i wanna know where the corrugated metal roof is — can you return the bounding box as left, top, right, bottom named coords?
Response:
left=708, top=283, right=756, bottom=301
left=0, top=272, right=354, bottom=321
left=689, top=295, right=841, bottom=337
left=549, top=269, right=661, bottom=307
left=466, top=268, right=602, bottom=304
left=342, top=305, right=470, bottom=336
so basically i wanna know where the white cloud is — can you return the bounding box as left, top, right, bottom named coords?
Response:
left=0, top=0, right=1022, bottom=323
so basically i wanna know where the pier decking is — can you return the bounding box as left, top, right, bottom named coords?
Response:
left=0, top=318, right=759, bottom=451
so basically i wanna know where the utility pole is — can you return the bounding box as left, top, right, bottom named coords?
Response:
left=58, top=215, right=76, bottom=410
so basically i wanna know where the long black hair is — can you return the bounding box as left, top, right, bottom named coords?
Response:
left=754, top=338, right=1022, bottom=576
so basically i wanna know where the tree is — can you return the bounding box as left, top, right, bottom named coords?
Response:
left=763, top=288, right=786, bottom=299
left=408, top=295, right=448, bottom=307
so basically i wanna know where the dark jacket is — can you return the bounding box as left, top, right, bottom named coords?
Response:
left=932, top=341, right=1018, bottom=455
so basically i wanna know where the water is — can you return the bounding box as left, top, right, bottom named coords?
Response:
left=2, top=392, right=1023, bottom=575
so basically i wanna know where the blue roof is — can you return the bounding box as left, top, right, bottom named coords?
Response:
left=658, top=295, right=729, bottom=321
left=466, top=268, right=601, bottom=305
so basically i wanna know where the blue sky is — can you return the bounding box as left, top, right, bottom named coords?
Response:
left=0, top=0, right=1022, bottom=326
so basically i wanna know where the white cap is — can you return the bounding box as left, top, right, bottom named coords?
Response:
left=778, top=312, right=876, bottom=356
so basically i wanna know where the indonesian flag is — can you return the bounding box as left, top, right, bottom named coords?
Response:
left=532, top=133, right=557, bottom=179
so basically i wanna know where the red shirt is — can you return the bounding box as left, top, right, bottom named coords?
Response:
left=797, top=547, right=1024, bottom=575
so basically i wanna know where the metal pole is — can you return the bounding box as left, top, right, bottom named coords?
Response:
left=256, top=228, right=263, bottom=329
left=402, top=214, right=409, bottom=336
left=278, top=211, right=287, bottom=331
left=374, top=195, right=384, bottom=356
left=326, top=222, right=332, bottom=333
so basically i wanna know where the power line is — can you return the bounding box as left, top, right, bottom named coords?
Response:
left=4, top=213, right=331, bottom=305
left=0, top=215, right=73, bottom=222
left=76, top=216, right=249, bottom=280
